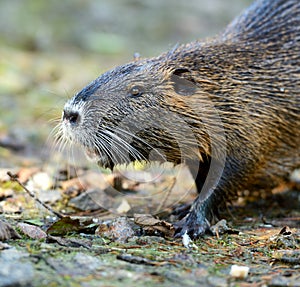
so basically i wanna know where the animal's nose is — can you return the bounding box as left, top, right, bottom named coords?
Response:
left=63, top=110, right=80, bottom=125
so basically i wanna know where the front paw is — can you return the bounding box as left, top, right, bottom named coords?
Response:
left=174, top=211, right=211, bottom=239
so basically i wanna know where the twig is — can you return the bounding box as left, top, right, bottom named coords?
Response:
left=116, top=254, right=168, bottom=266
left=7, top=171, right=63, bottom=219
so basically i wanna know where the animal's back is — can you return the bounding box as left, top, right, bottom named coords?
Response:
left=223, top=0, right=300, bottom=183
left=168, top=0, right=300, bottom=236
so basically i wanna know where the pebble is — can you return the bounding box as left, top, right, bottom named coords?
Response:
left=229, top=265, right=249, bottom=279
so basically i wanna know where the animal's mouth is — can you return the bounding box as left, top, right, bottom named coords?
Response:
left=61, top=110, right=114, bottom=169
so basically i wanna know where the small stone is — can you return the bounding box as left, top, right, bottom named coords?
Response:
left=210, top=219, right=230, bottom=236
left=30, top=172, right=53, bottom=190
left=182, top=231, right=197, bottom=249
left=96, top=217, right=135, bottom=243
left=229, top=265, right=249, bottom=279
left=17, top=223, right=47, bottom=239
left=116, top=199, right=131, bottom=214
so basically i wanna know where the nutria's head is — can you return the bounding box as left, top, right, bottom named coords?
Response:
left=61, top=46, right=227, bottom=184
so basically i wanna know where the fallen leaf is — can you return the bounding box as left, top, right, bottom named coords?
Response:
left=46, top=216, right=96, bottom=236
left=134, top=214, right=175, bottom=237
left=0, top=220, right=21, bottom=241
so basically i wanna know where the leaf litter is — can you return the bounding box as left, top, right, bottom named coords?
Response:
left=1, top=3, right=299, bottom=285
left=0, top=161, right=299, bottom=287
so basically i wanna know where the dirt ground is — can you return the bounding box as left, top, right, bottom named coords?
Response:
left=0, top=1, right=299, bottom=286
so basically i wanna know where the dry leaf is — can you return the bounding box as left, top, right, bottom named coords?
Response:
left=134, top=214, right=175, bottom=237
left=0, top=220, right=21, bottom=241
left=46, top=216, right=96, bottom=236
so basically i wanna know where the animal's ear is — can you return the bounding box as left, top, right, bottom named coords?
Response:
left=171, top=68, right=197, bottom=96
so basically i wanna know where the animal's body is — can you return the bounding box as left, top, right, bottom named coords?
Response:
left=62, top=0, right=300, bottom=237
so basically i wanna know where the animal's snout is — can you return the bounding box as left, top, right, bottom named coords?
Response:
left=63, top=109, right=80, bottom=126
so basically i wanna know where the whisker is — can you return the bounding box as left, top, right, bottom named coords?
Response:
left=112, top=126, right=165, bottom=160
left=93, top=132, right=123, bottom=164
left=103, top=129, right=146, bottom=163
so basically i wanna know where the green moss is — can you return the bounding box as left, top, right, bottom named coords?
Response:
left=1, top=180, right=23, bottom=192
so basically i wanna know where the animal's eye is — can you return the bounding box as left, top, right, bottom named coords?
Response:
left=129, top=85, right=143, bottom=97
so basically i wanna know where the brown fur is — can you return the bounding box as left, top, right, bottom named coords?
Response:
left=62, top=0, right=300, bottom=237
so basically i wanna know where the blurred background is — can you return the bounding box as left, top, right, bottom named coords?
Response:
left=0, top=0, right=251, bottom=167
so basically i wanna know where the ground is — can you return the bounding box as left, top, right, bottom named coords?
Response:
left=0, top=1, right=299, bottom=286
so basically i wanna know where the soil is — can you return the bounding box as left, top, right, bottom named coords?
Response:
left=0, top=1, right=299, bottom=286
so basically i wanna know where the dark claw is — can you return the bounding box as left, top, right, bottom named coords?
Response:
left=174, top=212, right=211, bottom=239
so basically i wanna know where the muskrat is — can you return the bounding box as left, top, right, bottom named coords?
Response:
left=61, top=0, right=300, bottom=238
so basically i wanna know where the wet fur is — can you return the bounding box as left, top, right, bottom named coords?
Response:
left=62, top=0, right=300, bottom=237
